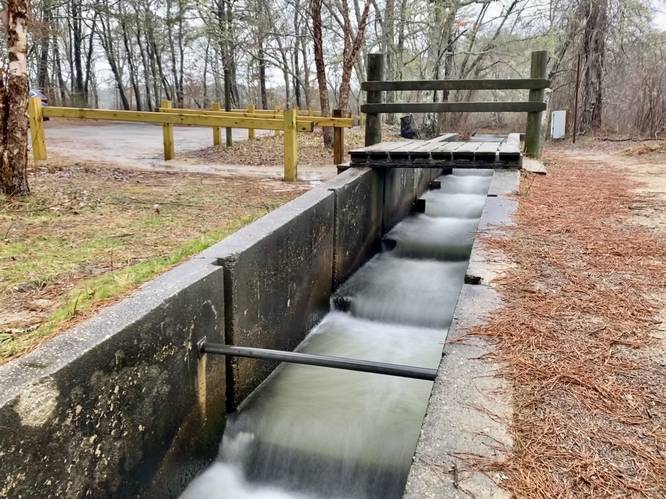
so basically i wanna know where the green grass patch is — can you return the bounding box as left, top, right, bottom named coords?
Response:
left=0, top=210, right=268, bottom=361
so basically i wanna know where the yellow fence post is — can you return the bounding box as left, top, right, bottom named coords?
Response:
left=283, top=108, right=297, bottom=182
left=161, top=99, right=175, bottom=160
left=247, top=104, right=256, bottom=141
left=273, top=106, right=281, bottom=136
left=28, top=97, right=47, bottom=161
left=211, top=101, right=221, bottom=146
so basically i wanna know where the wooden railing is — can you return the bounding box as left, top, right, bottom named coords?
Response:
left=361, top=50, right=550, bottom=158
left=27, top=98, right=355, bottom=181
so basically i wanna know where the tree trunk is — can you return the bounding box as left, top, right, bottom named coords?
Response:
left=580, top=0, right=608, bottom=133
left=0, top=0, right=31, bottom=196
left=258, top=40, right=268, bottom=108
left=310, top=0, right=332, bottom=147
left=337, top=0, right=371, bottom=111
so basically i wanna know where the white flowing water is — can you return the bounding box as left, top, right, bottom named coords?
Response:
left=181, top=170, right=493, bottom=499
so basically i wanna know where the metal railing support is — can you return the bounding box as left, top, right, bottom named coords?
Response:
left=197, top=339, right=437, bottom=381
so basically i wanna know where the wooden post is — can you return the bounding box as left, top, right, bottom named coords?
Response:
left=28, top=97, right=47, bottom=161
left=525, top=50, right=548, bottom=158
left=211, top=102, right=221, bottom=146
left=283, top=108, right=297, bottom=181
left=273, top=106, right=281, bottom=136
left=573, top=53, right=581, bottom=144
left=333, top=109, right=344, bottom=165
left=247, top=104, right=256, bottom=140
left=161, top=99, right=175, bottom=160
left=365, top=53, right=384, bottom=146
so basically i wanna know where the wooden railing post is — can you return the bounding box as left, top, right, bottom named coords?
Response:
left=525, top=50, right=548, bottom=158
left=28, top=97, right=47, bottom=161
left=273, top=106, right=281, bottom=136
left=161, top=99, right=175, bottom=160
left=247, top=104, right=256, bottom=140
left=283, top=108, right=297, bottom=181
left=211, top=101, right=221, bottom=146
left=365, top=53, right=384, bottom=146
left=333, top=109, right=344, bottom=165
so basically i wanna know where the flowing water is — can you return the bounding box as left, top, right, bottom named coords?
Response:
left=181, top=170, right=493, bottom=499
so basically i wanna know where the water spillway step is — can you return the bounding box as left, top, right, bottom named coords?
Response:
left=181, top=170, right=494, bottom=499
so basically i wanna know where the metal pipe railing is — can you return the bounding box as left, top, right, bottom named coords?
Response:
left=197, top=339, right=437, bottom=381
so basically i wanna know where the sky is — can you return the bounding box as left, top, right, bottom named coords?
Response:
left=653, top=0, right=666, bottom=29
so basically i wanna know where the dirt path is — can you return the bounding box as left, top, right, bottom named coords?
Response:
left=472, top=143, right=666, bottom=497
left=41, top=120, right=337, bottom=183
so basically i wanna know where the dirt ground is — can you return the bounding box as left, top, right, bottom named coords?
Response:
left=473, top=139, right=666, bottom=497
left=0, top=162, right=308, bottom=363
left=41, top=120, right=384, bottom=183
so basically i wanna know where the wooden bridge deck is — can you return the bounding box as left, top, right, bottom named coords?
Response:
left=349, top=133, right=522, bottom=169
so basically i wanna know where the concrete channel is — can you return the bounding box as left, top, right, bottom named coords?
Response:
left=0, top=160, right=518, bottom=498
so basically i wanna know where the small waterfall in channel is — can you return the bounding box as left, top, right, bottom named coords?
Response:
left=181, top=170, right=493, bottom=499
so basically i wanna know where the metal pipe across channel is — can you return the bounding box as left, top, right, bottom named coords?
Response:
left=198, top=340, right=438, bottom=381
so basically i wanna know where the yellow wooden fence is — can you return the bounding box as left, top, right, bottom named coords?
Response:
left=29, top=98, right=318, bottom=181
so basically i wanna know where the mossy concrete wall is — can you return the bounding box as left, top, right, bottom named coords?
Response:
left=0, top=165, right=432, bottom=497
left=0, top=259, right=226, bottom=498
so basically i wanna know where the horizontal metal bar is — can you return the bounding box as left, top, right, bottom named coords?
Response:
left=362, top=78, right=550, bottom=92
left=361, top=102, right=547, bottom=114
left=198, top=340, right=437, bottom=381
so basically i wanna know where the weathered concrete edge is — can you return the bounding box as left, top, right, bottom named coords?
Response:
left=326, top=167, right=383, bottom=288
left=0, top=258, right=227, bottom=498
left=209, top=188, right=336, bottom=408
left=403, top=170, right=520, bottom=499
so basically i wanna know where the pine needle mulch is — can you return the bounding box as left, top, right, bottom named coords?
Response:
left=470, top=154, right=666, bottom=497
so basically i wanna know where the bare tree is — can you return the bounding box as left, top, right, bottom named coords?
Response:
left=0, top=0, right=30, bottom=196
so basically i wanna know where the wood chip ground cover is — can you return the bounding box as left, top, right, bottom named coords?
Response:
left=471, top=151, right=666, bottom=497
left=0, top=164, right=305, bottom=362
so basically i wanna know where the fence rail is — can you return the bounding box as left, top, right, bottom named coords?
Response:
left=28, top=99, right=356, bottom=181
left=362, top=50, right=550, bottom=158
left=361, top=78, right=550, bottom=92
left=360, top=101, right=547, bottom=114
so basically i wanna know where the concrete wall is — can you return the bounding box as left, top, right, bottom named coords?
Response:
left=0, top=259, right=227, bottom=498
left=200, top=189, right=336, bottom=409
left=0, top=165, right=426, bottom=497
left=327, top=168, right=383, bottom=288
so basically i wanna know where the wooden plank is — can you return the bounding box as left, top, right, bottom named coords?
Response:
left=283, top=109, right=298, bottom=181
left=43, top=106, right=315, bottom=132
left=365, top=53, right=384, bottom=146
left=431, top=141, right=466, bottom=161
left=28, top=97, right=47, bottom=161
left=247, top=104, right=256, bottom=140
left=349, top=140, right=414, bottom=163
left=474, top=142, right=501, bottom=163
left=361, top=101, right=547, bottom=114
left=362, top=78, right=550, bottom=92
left=158, top=107, right=354, bottom=128
left=452, top=142, right=481, bottom=161
left=161, top=100, right=175, bottom=160
left=525, top=51, right=548, bottom=158
left=390, top=135, right=454, bottom=160
left=211, top=102, right=221, bottom=146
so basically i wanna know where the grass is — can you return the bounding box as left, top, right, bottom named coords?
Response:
left=0, top=213, right=264, bottom=359
left=0, top=163, right=305, bottom=362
